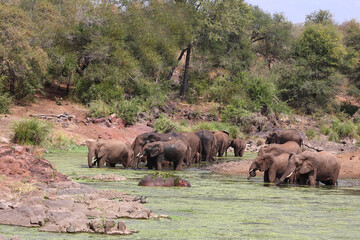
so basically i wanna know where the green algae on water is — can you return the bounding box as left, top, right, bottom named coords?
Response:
left=4, top=152, right=359, bottom=240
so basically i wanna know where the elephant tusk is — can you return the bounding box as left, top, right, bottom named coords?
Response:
left=136, top=153, right=140, bottom=157
left=249, top=169, right=254, bottom=173
left=286, top=172, right=294, bottom=178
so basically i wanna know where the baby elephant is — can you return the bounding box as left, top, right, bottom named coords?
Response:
left=230, top=138, right=246, bottom=157
left=142, top=139, right=191, bottom=171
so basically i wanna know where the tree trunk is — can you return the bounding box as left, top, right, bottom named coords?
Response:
left=66, top=71, right=74, bottom=95
left=167, top=48, right=187, bottom=81
left=180, top=44, right=191, bottom=97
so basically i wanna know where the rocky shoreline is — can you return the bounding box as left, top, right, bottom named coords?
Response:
left=0, top=142, right=162, bottom=236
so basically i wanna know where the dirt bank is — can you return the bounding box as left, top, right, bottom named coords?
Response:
left=0, top=142, right=161, bottom=235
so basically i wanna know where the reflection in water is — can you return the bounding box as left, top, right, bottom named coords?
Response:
left=1, top=151, right=360, bottom=240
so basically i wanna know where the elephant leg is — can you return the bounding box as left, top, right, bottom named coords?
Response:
left=299, top=175, right=307, bottom=185
left=156, top=161, right=162, bottom=171
left=98, top=154, right=108, bottom=168
left=267, top=169, right=277, bottom=183
left=174, top=159, right=183, bottom=171
left=239, top=148, right=245, bottom=157
left=263, top=171, right=270, bottom=182
left=307, top=173, right=316, bottom=186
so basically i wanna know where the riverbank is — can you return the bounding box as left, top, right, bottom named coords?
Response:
left=0, top=142, right=161, bottom=236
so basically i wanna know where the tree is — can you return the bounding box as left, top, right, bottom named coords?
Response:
left=341, top=19, right=360, bottom=84
left=305, top=9, right=334, bottom=25
left=0, top=3, right=49, bottom=99
left=294, top=24, right=345, bottom=76
left=179, top=0, right=253, bottom=97
left=250, top=6, right=293, bottom=69
left=277, top=23, right=347, bottom=113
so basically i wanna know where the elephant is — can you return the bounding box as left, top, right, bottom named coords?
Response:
left=180, top=132, right=202, bottom=164
left=265, top=129, right=303, bottom=146
left=214, top=131, right=231, bottom=157
left=258, top=141, right=302, bottom=157
left=138, top=173, right=191, bottom=187
left=248, top=153, right=295, bottom=183
left=87, top=140, right=134, bottom=168
left=275, top=151, right=341, bottom=186
left=230, top=138, right=246, bottom=157
left=131, top=132, right=184, bottom=168
left=141, top=139, right=191, bottom=171
left=195, top=130, right=216, bottom=162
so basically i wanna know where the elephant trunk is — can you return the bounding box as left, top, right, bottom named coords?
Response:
left=247, top=162, right=258, bottom=180
left=88, top=146, right=95, bottom=168
left=276, top=164, right=296, bottom=186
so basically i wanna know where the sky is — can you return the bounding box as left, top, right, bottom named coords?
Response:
left=245, top=0, right=360, bottom=24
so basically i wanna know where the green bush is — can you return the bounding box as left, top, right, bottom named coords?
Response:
left=12, top=118, right=52, bottom=145
left=220, top=97, right=252, bottom=125
left=114, top=99, right=141, bottom=125
left=153, top=114, right=176, bottom=133
left=0, top=92, right=11, bottom=114
left=321, top=119, right=359, bottom=142
left=47, top=131, right=78, bottom=151
left=88, top=100, right=113, bottom=117
left=305, top=128, right=317, bottom=140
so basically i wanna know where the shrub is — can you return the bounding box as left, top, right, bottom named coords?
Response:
left=153, top=114, right=176, bottom=133
left=88, top=100, right=113, bottom=117
left=0, top=92, right=11, bottom=114
left=12, top=118, right=52, bottom=145
left=114, top=99, right=141, bottom=125
left=305, top=128, right=317, bottom=140
left=47, top=131, right=77, bottom=151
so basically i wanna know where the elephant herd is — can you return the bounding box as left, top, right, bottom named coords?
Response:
left=248, top=129, right=341, bottom=186
left=86, top=128, right=342, bottom=186
left=87, top=130, right=246, bottom=171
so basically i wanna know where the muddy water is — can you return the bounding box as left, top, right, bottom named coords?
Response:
left=1, top=150, right=360, bottom=239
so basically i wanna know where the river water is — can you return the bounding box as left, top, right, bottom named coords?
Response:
left=1, top=151, right=360, bottom=239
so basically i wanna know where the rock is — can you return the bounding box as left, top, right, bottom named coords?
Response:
left=0, top=137, right=9, bottom=144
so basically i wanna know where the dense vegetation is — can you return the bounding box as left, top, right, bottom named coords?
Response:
left=1, top=1, right=359, bottom=131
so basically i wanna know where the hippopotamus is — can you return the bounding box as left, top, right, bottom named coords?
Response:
left=138, top=173, right=191, bottom=187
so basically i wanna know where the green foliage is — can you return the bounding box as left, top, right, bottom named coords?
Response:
left=46, top=131, right=78, bottom=151
left=88, top=100, right=113, bottom=118
left=251, top=7, right=293, bottom=68
left=153, top=114, right=176, bottom=133
left=0, top=93, right=11, bottom=114
left=305, top=10, right=334, bottom=25
left=0, top=4, right=49, bottom=100
left=320, top=119, right=359, bottom=142
left=305, top=128, right=317, bottom=140
left=0, top=76, right=11, bottom=113
left=114, top=99, right=141, bottom=125
left=294, top=24, right=345, bottom=74
left=12, top=118, right=52, bottom=146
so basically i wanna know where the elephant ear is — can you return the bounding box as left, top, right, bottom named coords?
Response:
left=299, top=160, right=313, bottom=174
left=98, top=144, right=107, bottom=158
left=150, top=144, right=162, bottom=157
left=258, top=155, right=273, bottom=171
